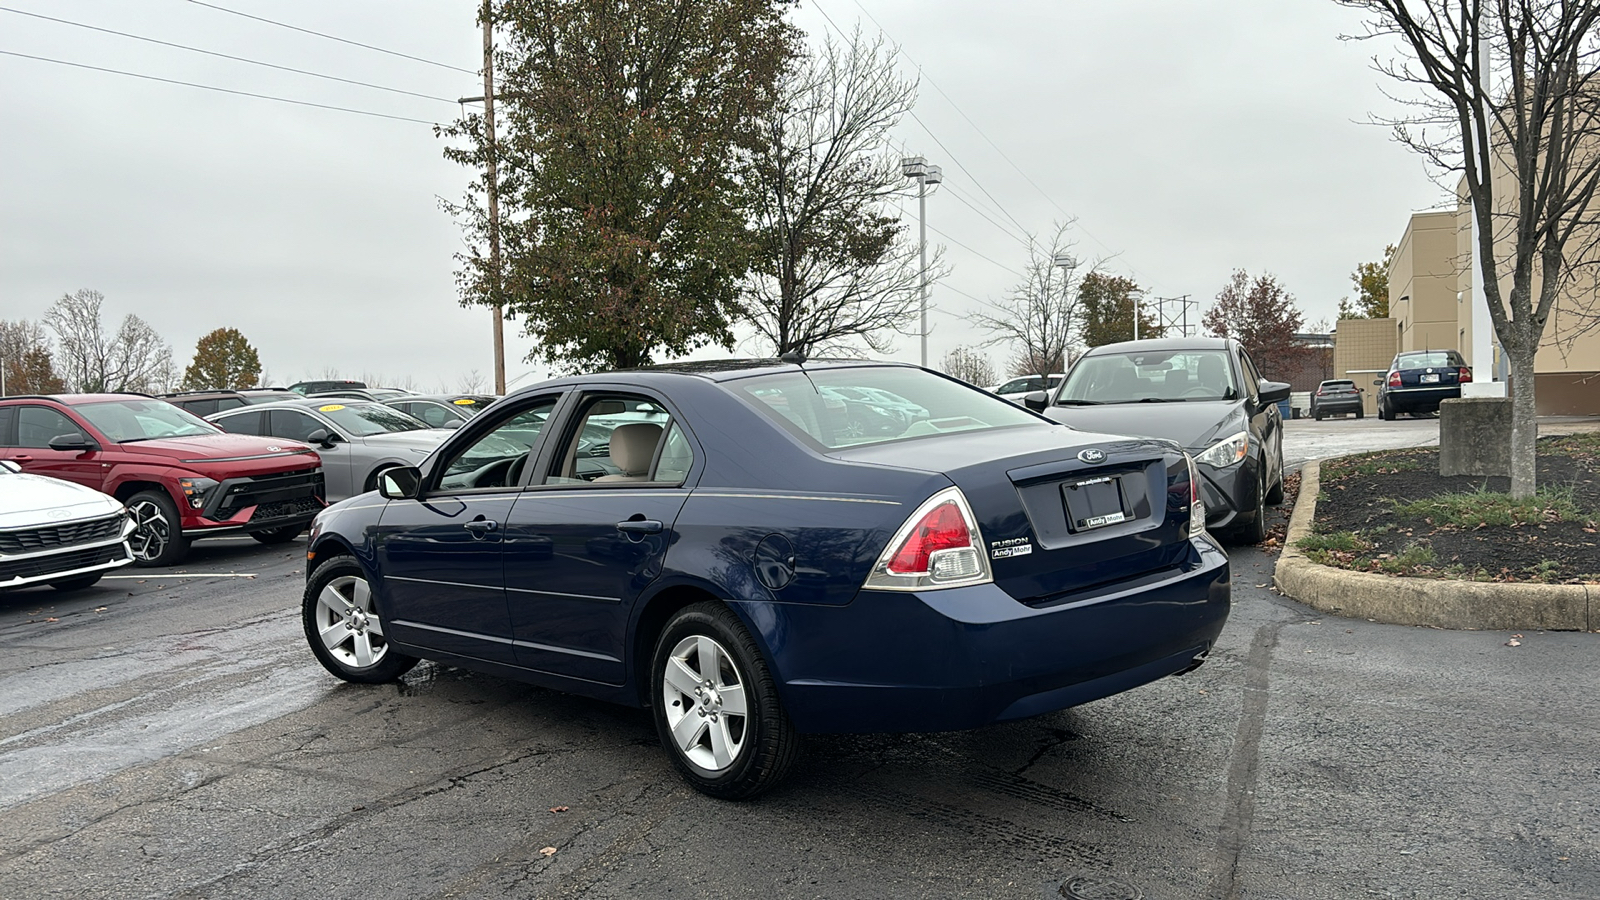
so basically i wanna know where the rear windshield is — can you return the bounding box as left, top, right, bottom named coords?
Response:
left=733, top=367, right=1038, bottom=450
left=1396, top=351, right=1460, bottom=368
left=1321, top=381, right=1355, bottom=389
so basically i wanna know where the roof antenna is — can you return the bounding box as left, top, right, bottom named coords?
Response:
left=779, top=350, right=806, bottom=365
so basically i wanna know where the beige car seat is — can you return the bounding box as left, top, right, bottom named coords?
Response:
left=594, top=422, right=663, bottom=482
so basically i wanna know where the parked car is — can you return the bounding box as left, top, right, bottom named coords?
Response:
left=301, top=358, right=1230, bottom=799
left=290, top=379, right=367, bottom=395
left=161, top=388, right=296, bottom=417
left=1033, top=337, right=1289, bottom=544
left=0, top=394, right=324, bottom=565
left=208, top=399, right=451, bottom=502
left=0, top=459, right=135, bottom=591
left=308, top=388, right=416, bottom=402
left=989, top=373, right=1064, bottom=404
left=383, top=394, right=498, bottom=428
left=1375, top=350, right=1471, bottom=419
left=1310, top=380, right=1364, bottom=420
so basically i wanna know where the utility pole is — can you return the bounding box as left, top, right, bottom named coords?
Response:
left=482, top=0, right=506, bottom=395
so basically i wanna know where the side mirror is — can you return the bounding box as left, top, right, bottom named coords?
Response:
left=1022, top=391, right=1049, bottom=412
left=305, top=428, right=338, bottom=449
left=441, top=419, right=464, bottom=430
left=48, top=432, right=98, bottom=452
left=377, top=466, right=423, bottom=500
left=1373, top=379, right=1383, bottom=387
left=1257, top=381, right=1292, bottom=405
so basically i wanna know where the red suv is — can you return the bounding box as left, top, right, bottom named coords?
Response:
left=0, top=394, right=325, bottom=566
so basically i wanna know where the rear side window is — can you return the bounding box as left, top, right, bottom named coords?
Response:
left=736, top=367, right=1037, bottom=450
left=214, top=410, right=263, bottom=435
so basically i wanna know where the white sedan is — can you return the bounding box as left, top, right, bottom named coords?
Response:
left=0, top=460, right=135, bottom=591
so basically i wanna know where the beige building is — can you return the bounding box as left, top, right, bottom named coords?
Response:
left=1383, top=185, right=1600, bottom=415
left=1333, top=317, right=1398, bottom=416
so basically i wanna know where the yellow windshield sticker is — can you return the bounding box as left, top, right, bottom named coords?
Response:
left=318, top=404, right=346, bottom=412
left=453, top=398, right=477, bottom=405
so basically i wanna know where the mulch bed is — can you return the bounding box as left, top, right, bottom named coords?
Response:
left=1308, top=435, right=1600, bottom=584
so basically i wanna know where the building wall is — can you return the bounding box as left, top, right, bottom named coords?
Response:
left=1333, top=318, right=1397, bottom=415
left=1390, top=210, right=1463, bottom=356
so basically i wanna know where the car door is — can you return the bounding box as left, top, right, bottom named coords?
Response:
left=272, top=409, right=356, bottom=499
left=7, top=405, right=105, bottom=490
left=1237, top=350, right=1280, bottom=478
left=375, top=394, right=563, bottom=666
left=503, top=391, right=697, bottom=685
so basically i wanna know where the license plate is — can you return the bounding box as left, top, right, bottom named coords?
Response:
left=1062, top=475, right=1129, bottom=532
left=1421, top=373, right=1439, bottom=383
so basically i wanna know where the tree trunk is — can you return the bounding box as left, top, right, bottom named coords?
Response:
left=1507, top=348, right=1538, bottom=499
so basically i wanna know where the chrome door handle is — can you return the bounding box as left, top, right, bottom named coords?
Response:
left=464, top=519, right=498, bottom=536
left=615, top=519, right=663, bottom=535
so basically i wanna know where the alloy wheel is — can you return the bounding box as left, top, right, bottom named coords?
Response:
left=313, top=575, right=390, bottom=669
left=127, top=500, right=170, bottom=562
left=661, top=634, right=749, bottom=772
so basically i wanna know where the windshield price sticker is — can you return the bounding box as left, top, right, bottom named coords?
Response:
left=453, top=398, right=477, bottom=405
left=990, top=537, right=1033, bottom=559
left=319, top=404, right=346, bottom=412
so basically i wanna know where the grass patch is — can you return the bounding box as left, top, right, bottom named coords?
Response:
left=1390, top=485, right=1582, bottom=527
left=1375, top=544, right=1436, bottom=574
left=1543, top=432, right=1600, bottom=461
left=1322, top=452, right=1424, bottom=479
left=1298, top=531, right=1369, bottom=553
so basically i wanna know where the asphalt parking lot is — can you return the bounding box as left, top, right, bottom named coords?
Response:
left=2, top=491, right=1596, bottom=899
left=1280, top=412, right=1439, bottom=469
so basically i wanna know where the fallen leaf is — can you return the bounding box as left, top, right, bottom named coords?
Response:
left=45, top=617, right=58, bottom=623
left=539, top=847, right=557, bottom=857
left=1505, top=639, right=1522, bottom=647
left=550, top=806, right=569, bottom=813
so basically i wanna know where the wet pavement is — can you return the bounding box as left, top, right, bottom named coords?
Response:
left=1280, top=415, right=1439, bottom=469
left=1, top=523, right=1596, bottom=899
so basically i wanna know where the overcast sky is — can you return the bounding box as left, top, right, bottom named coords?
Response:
left=0, top=0, right=1444, bottom=390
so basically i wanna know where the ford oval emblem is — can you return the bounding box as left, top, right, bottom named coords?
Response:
left=1078, top=448, right=1106, bottom=464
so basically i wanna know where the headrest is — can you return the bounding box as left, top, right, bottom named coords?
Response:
left=608, top=422, right=663, bottom=476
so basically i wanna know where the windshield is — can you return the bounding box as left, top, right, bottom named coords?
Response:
left=735, top=366, right=1039, bottom=450
left=1057, top=349, right=1238, bottom=404
left=311, top=402, right=428, bottom=437
left=76, top=399, right=220, bottom=442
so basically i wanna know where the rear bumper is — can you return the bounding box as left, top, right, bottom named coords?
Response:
left=1386, top=386, right=1460, bottom=412
left=737, top=536, right=1230, bottom=733
left=1313, top=397, right=1362, bottom=414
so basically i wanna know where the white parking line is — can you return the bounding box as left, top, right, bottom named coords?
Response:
left=103, top=574, right=259, bottom=579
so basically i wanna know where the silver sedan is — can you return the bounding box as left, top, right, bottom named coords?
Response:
left=208, top=399, right=451, bottom=501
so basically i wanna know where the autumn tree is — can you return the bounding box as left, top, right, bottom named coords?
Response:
left=1078, top=272, right=1162, bottom=347
left=1202, top=270, right=1309, bottom=380
left=941, top=345, right=995, bottom=386
left=0, top=319, right=65, bottom=395
left=1337, top=244, right=1396, bottom=318
left=969, top=223, right=1085, bottom=376
left=1338, top=0, right=1600, bottom=497
left=441, top=0, right=798, bottom=373
left=45, top=290, right=174, bottom=393
left=739, top=29, right=927, bottom=356
left=180, top=328, right=262, bottom=391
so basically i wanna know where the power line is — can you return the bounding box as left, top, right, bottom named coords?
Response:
left=0, top=49, right=437, bottom=124
left=0, top=6, right=458, bottom=105
left=924, top=221, right=1025, bottom=279
left=182, top=0, right=478, bottom=76
left=937, top=182, right=1033, bottom=251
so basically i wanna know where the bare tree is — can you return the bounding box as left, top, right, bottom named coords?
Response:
left=969, top=223, right=1085, bottom=376
left=1338, top=0, right=1600, bottom=497
left=941, top=345, right=995, bottom=386
left=0, top=319, right=65, bottom=395
left=739, top=29, right=935, bottom=357
left=458, top=369, right=487, bottom=393
left=45, top=290, right=174, bottom=394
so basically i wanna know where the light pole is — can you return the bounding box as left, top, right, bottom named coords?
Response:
left=1052, top=252, right=1075, bottom=367
left=902, top=156, right=941, bottom=368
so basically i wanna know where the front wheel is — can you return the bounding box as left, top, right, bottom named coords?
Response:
left=126, top=490, right=190, bottom=567
left=1232, top=470, right=1269, bottom=545
left=303, top=556, right=417, bottom=684
left=651, top=602, right=799, bottom=800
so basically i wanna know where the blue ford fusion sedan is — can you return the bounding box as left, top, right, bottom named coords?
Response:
left=303, top=359, right=1230, bottom=798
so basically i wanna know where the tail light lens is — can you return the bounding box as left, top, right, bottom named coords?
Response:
left=1388, top=371, right=1402, bottom=388
left=1459, top=367, right=1472, bottom=383
left=864, top=486, right=992, bottom=592
left=1186, top=454, right=1206, bottom=537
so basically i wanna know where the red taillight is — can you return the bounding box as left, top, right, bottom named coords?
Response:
left=1388, top=371, right=1402, bottom=388
left=887, top=502, right=971, bottom=575
left=1459, top=367, right=1472, bottom=383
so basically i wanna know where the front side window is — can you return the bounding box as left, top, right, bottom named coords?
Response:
left=16, top=406, right=81, bottom=448
left=75, top=399, right=219, bottom=442
left=271, top=410, right=328, bottom=443
left=545, top=395, right=680, bottom=484
left=737, top=367, right=1038, bottom=450
left=436, top=400, right=556, bottom=491
left=1056, top=350, right=1239, bottom=405
left=409, top=401, right=460, bottom=429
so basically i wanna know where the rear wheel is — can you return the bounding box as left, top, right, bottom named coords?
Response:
left=1356, top=407, right=1364, bottom=419
left=651, top=602, right=799, bottom=800
left=251, top=524, right=304, bottom=544
left=126, top=490, right=189, bottom=567
left=303, top=556, right=417, bottom=684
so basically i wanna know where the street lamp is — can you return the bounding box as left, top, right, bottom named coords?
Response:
left=902, top=156, right=941, bottom=368
left=1052, top=252, right=1075, bottom=367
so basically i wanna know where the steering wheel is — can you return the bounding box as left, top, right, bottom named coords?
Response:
left=1180, top=385, right=1217, bottom=397
left=506, top=451, right=531, bottom=485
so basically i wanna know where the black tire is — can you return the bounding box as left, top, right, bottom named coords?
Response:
left=1313, top=409, right=1323, bottom=421
left=1356, top=408, right=1364, bottom=419
left=251, top=524, right=305, bottom=544
left=650, top=602, right=800, bottom=800
left=303, top=556, right=418, bottom=684
left=1264, top=441, right=1285, bottom=506
left=1377, top=398, right=1390, bottom=420
left=1232, top=470, right=1270, bottom=545
left=125, top=489, right=190, bottom=567
left=50, top=573, right=104, bottom=592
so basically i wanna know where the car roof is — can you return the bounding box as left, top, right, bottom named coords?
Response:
left=1081, top=336, right=1233, bottom=356
left=162, top=390, right=244, bottom=400
left=214, top=397, right=387, bottom=413
left=0, top=393, right=160, bottom=406
left=503, top=358, right=917, bottom=399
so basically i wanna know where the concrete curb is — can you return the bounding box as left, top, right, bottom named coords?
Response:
left=1273, top=459, right=1595, bottom=631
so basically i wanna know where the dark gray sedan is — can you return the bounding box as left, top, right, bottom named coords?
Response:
left=1029, top=337, right=1290, bottom=543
